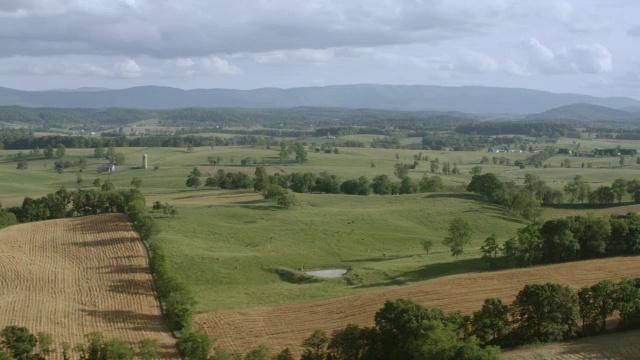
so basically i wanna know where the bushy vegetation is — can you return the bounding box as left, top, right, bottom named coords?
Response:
left=0, top=326, right=160, bottom=360
left=497, top=212, right=640, bottom=268
left=148, top=242, right=195, bottom=333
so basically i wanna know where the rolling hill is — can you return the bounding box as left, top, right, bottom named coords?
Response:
left=1, top=84, right=639, bottom=113
left=526, top=103, right=638, bottom=122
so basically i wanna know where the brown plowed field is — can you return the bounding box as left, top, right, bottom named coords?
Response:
left=0, top=214, right=177, bottom=358
left=195, top=257, right=640, bottom=356
left=502, top=329, right=640, bottom=359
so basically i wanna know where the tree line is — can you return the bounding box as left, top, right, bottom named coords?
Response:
left=455, top=121, right=573, bottom=137
left=0, top=106, right=475, bottom=131
left=0, top=326, right=165, bottom=360
left=173, top=275, right=640, bottom=360
left=481, top=212, right=640, bottom=268
left=186, top=166, right=446, bottom=201
left=468, top=173, right=640, bottom=220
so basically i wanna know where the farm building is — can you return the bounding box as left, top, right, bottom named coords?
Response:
left=97, top=164, right=115, bottom=173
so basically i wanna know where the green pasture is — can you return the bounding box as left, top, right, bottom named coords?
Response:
left=151, top=190, right=526, bottom=312
left=2, top=143, right=640, bottom=313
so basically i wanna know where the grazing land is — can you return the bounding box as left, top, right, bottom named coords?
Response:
left=194, top=256, right=640, bottom=356
left=2, top=135, right=640, bottom=357
left=0, top=214, right=178, bottom=358
left=150, top=190, right=527, bottom=312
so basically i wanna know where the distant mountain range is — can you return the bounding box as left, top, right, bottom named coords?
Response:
left=526, top=103, right=639, bottom=122
left=1, top=84, right=639, bottom=114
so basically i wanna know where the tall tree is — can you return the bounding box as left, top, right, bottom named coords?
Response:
left=291, top=143, right=308, bottom=164
left=393, top=163, right=409, bottom=179
left=612, top=178, right=628, bottom=203
left=185, top=167, right=202, bottom=190
left=55, top=144, right=66, bottom=158
left=300, top=330, right=328, bottom=360
left=471, top=298, right=511, bottom=344
left=480, top=234, right=501, bottom=269
left=253, top=166, right=270, bottom=192
left=442, top=217, right=474, bottom=258
left=511, top=283, right=579, bottom=344
left=577, top=280, right=616, bottom=335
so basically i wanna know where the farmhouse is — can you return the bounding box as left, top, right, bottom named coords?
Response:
left=97, top=164, right=115, bottom=173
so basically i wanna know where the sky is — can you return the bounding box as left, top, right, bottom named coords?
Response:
left=0, top=0, right=638, bottom=98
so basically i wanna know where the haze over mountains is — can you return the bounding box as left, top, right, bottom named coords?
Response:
left=526, top=103, right=640, bottom=122
left=1, top=84, right=639, bottom=115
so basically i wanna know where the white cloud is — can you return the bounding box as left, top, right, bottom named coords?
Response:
left=451, top=49, right=498, bottom=73
left=253, top=48, right=334, bottom=65
left=518, top=38, right=612, bottom=75
left=114, top=58, right=141, bottom=78
left=170, top=56, right=243, bottom=77
left=505, top=59, right=529, bottom=76
left=628, top=26, right=640, bottom=37
left=26, top=62, right=111, bottom=77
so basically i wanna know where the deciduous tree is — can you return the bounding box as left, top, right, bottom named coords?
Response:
left=442, top=217, right=474, bottom=258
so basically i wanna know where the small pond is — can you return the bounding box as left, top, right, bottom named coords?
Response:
left=305, top=269, right=348, bottom=278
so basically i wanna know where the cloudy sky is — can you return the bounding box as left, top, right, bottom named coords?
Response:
left=0, top=0, right=638, bottom=98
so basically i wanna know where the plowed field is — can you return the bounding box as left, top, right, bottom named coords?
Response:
left=502, top=329, right=640, bottom=360
left=195, top=257, right=640, bottom=356
left=0, top=214, right=177, bottom=358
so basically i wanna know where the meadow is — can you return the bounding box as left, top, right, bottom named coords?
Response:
left=1, top=135, right=640, bottom=357
left=1, top=139, right=640, bottom=313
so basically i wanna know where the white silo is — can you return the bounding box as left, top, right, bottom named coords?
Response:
left=142, top=154, right=148, bottom=169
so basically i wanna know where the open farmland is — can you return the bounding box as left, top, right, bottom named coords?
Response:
left=502, top=329, right=640, bottom=360
left=194, top=256, right=640, bottom=356
left=0, top=214, right=177, bottom=358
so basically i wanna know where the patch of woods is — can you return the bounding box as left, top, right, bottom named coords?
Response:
left=1, top=188, right=157, bottom=241
left=184, top=165, right=447, bottom=209
left=467, top=172, right=640, bottom=221
left=0, top=326, right=165, bottom=360
left=479, top=212, right=640, bottom=269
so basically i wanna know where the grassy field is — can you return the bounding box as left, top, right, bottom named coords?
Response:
left=151, top=190, right=527, bottom=312
left=0, top=214, right=178, bottom=358
left=193, top=256, right=640, bottom=357
left=1, top=142, right=640, bottom=315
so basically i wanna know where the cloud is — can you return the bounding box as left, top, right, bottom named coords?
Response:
left=451, top=49, right=498, bottom=73
left=114, top=59, right=141, bottom=78
left=519, top=38, right=612, bottom=75
left=628, top=26, right=640, bottom=37
left=27, top=62, right=111, bottom=77
left=8, top=57, right=142, bottom=78
left=0, top=0, right=577, bottom=59
left=171, top=56, right=243, bottom=77
left=253, top=49, right=334, bottom=65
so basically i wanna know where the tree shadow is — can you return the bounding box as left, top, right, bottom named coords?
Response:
left=424, top=193, right=482, bottom=200
left=108, top=278, right=153, bottom=296
left=354, top=258, right=488, bottom=289
left=237, top=204, right=282, bottom=211
left=80, top=309, right=169, bottom=333
left=546, top=202, right=631, bottom=210
left=343, top=254, right=415, bottom=263
left=91, top=264, right=150, bottom=275
left=263, top=267, right=323, bottom=284
left=70, top=236, right=135, bottom=247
